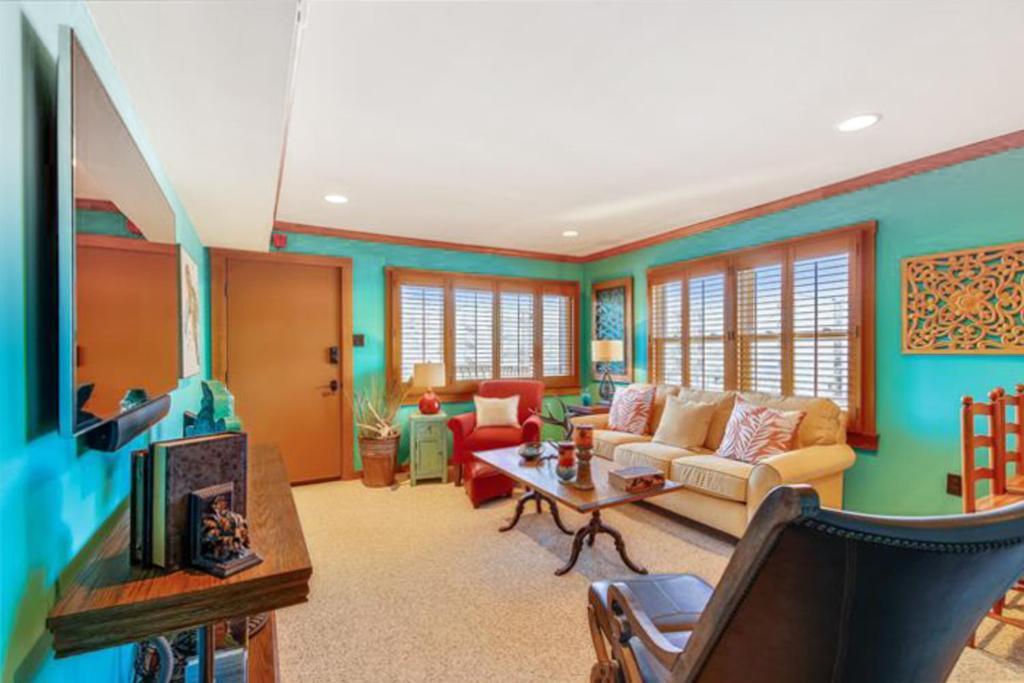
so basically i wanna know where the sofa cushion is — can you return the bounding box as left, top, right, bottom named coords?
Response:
left=648, top=384, right=681, bottom=434
left=717, top=396, right=805, bottom=463
left=739, top=392, right=841, bottom=448
left=474, top=395, right=520, bottom=428
left=593, top=430, right=651, bottom=460
left=614, top=441, right=711, bottom=476
left=675, top=389, right=736, bottom=450
left=652, top=397, right=717, bottom=449
left=608, top=384, right=657, bottom=434
left=670, top=455, right=754, bottom=503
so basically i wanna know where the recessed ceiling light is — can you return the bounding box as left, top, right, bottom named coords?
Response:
left=836, top=113, right=881, bottom=133
left=323, top=194, right=349, bottom=204
left=562, top=229, right=580, bottom=237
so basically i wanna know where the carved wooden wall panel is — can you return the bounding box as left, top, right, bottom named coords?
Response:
left=902, top=241, right=1024, bottom=354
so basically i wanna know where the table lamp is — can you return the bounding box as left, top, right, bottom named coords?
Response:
left=592, top=340, right=624, bottom=403
left=412, top=362, right=445, bottom=414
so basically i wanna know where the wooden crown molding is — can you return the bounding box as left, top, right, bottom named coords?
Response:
left=273, top=221, right=587, bottom=263
left=274, top=130, right=1024, bottom=264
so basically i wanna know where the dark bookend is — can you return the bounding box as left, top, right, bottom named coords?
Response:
left=149, top=432, right=248, bottom=569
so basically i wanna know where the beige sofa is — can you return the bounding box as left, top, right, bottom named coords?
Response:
left=571, top=386, right=856, bottom=538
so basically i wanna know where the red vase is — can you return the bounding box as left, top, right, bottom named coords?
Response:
left=418, top=390, right=441, bottom=415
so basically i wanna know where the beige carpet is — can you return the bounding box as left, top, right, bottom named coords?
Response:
left=278, top=478, right=1024, bottom=682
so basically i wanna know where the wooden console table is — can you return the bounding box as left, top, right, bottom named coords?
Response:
left=47, top=445, right=312, bottom=680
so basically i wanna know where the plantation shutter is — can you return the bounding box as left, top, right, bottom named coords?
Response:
left=454, top=287, right=494, bottom=380
left=792, top=251, right=852, bottom=408
left=399, top=284, right=444, bottom=381
left=542, top=293, right=572, bottom=377
left=736, top=263, right=783, bottom=394
left=650, top=280, right=683, bottom=385
left=688, top=272, right=726, bottom=390
left=499, top=291, right=535, bottom=378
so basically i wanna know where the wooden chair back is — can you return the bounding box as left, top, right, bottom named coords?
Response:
left=1004, top=384, right=1024, bottom=493
left=961, top=388, right=1007, bottom=512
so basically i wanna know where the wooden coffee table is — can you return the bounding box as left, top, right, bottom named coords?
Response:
left=475, top=445, right=684, bottom=576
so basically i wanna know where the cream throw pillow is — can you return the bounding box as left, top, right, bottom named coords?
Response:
left=475, top=395, right=520, bottom=428
left=652, top=397, right=717, bottom=449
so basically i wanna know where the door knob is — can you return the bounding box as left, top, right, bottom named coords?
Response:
left=319, top=379, right=340, bottom=393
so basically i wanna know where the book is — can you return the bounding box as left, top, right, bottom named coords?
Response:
left=150, top=432, right=248, bottom=569
left=130, top=449, right=147, bottom=564
left=608, top=465, right=665, bottom=493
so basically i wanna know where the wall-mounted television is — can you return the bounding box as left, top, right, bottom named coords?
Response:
left=58, top=28, right=181, bottom=440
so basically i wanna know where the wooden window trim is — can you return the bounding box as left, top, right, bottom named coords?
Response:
left=386, top=267, right=580, bottom=402
left=647, top=221, right=878, bottom=449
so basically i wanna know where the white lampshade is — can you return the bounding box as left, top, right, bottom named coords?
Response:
left=592, top=340, right=624, bottom=363
left=412, top=362, right=445, bottom=389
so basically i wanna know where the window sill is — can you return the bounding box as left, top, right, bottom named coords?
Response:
left=401, top=385, right=582, bottom=407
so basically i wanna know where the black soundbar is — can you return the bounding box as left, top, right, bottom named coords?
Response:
left=83, top=394, right=171, bottom=452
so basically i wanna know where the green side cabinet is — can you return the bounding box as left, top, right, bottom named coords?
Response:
left=409, top=412, right=449, bottom=485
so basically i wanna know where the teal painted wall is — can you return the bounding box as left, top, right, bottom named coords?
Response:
left=581, top=148, right=1024, bottom=516
left=271, top=232, right=584, bottom=466
left=1, top=3, right=209, bottom=681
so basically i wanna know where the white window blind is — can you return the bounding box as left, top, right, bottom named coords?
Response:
left=542, top=294, right=572, bottom=377
left=454, top=288, right=494, bottom=380
left=736, top=264, right=783, bottom=394
left=499, top=291, right=534, bottom=378
left=688, top=273, right=726, bottom=391
left=793, top=252, right=851, bottom=408
left=399, top=284, right=444, bottom=380
left=650, top=280, right=683, bottom=385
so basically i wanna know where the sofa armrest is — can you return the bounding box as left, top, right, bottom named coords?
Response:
left=570, top=413, right=610, bottom=430
left=447, top=412, right=478, bottom=464
left=747, top=445, right=856, bottom=517
left=522, top=415, right=543, bottom=443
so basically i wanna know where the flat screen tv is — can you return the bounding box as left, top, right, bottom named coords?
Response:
left=58, top=28, right=181, bottom=438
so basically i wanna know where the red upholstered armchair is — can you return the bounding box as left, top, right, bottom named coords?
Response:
left=448, top=380, right=544, bottom=507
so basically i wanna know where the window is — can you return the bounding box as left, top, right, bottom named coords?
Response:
left=499, top=291, right=534, bottom=378
left=736, top=263, right=783, bottom=395
left=388, top=268, right=579, bottom=397
left=454, top=287, right=493, bottom=380
left=648, top=222, right=876, bottom=446
left=543, top=293, right=573, bottom=377
left=399, top=284, right=444, bottom=381
left=688, top=272, right=726, bottom=391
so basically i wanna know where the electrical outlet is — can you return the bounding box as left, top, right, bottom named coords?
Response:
left=946, top=473, right=962, bottom=497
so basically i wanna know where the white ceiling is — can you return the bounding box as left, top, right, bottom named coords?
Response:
left=87, top=0, right=296, bottom=251
left=92, top=1, right=1024, bottom=256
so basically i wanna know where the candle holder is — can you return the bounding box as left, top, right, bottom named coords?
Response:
left=556, top=442, right=577, bottom=482
left=572, top=448, right=595, bottom=490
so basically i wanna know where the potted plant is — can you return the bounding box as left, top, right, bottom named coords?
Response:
left=350, top=377, right=411, bottom=487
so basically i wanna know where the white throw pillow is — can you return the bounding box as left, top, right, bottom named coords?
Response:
left=475, top=395, right=520, bottom=428
left=652, top=397, right=717, bottom=449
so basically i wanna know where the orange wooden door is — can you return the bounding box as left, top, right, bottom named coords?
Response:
left=225, top=259, right=343, bottom=483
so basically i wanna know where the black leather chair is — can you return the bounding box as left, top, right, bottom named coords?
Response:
left=589, top=485, right=1024, bottom=683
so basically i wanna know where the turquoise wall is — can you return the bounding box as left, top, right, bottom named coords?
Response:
left=271, top=231, right=584, bottom=465
left=1, top=3, right=209, bottom=681
left=582, top=148, right=1024, bottom=516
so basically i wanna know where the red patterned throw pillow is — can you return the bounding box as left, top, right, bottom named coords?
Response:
left=608, top=385, right=657, bottom=435
left=717, top=396, right=805, bottom=463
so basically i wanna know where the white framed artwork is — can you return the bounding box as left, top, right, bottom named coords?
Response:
left=179, top=247, right=202, bottom=377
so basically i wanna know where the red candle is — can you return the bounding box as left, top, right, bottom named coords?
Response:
left=574, top=425, right=594, bottom=450
left=557, top=442, right=576, bottom=467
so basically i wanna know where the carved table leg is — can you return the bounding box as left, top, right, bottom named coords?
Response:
left=546, top=497, right=575, bottom=535
left=555, top=524, right=592, bottom=576
left=500, top=490, right=538, bottom=532
left=553, top=510, right=648, bottom=576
